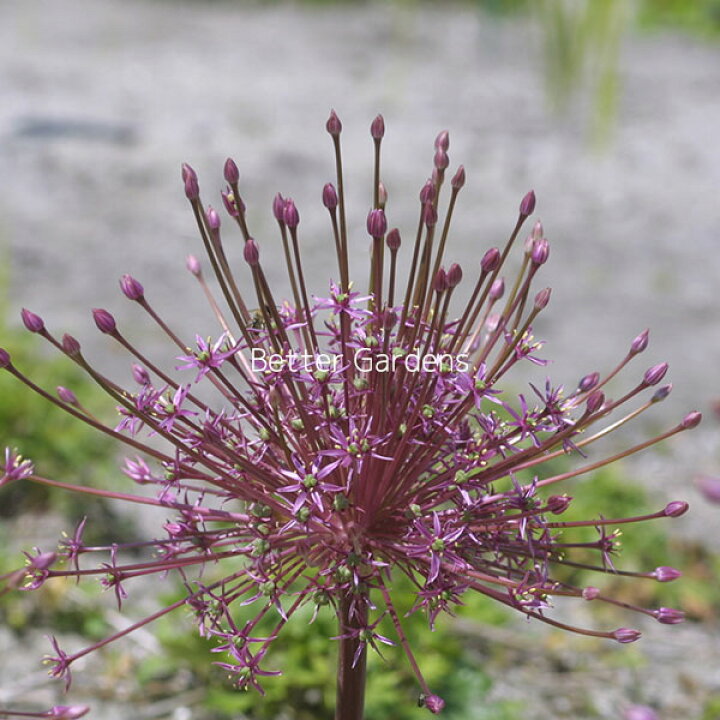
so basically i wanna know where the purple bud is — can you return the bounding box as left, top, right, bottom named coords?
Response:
left=696, top=475, right=720, bottom=504
left=664, top=500, right=689, bottom=517
left=120, top=274, right=144, bottom=301
left=653, top=607, right=685, bottom=625
left=322, top=183, right=338, bottom=211
left=613, top=627, right=641, bottom=644
left=0, top=348, right=11, bottom=368
left=131, top=364, right=151, bottom=386
left=447, top=263, right=463, bottom=288
left=378, top=182, right=388, bottom=208
left=366, top=208, right=387, bottom=238
left=382, top=309, right=398, bottom=330
left=642, top=362, right=668, bottom=387
left=489, top=277, right=505, bottom=301
left=432, top=268, right=448, bottom=294
left=547, top=494, right=571, bottom=514
left=221, top=190, right=239, bottom=217
left=519, top=189, right=536, bottom=217
left=386, top=228, right=401, bottom=251
left=223, top=157, right=239, bottom=184
left=481, top=247, right=501, bottom=274
left=56, top=386, right=78, bottom=404
left=206, top=206, right=220, bottom=232
left=62, top=334, right=81, bottom=356
left=326, top=109, right=342, bottom=137
left=419, top=180, right=435, bottom=204
left=586, top=390, right=605, bottom=414
left=30, top=551, right=57, bottom=570
left=184, top=174, right=199, bottom=201
left=370, top=114, right=385, bottom=140
left=21, top=308, right=45, bottom=333
left=651, top=383, right=672, bottom=403
left=531, top=219, right=544, bottom=241
left=433, top=149, right=449, bottom=170
left=186, top=254, right=201, bottom=277
left=451, top=165, right=466, bottom=189
left=531, top=237, right=550, bottom=266
left=92, top=308, right=117, bottom=334
left=434, top=130, right=449, bottom=152
left=582, top=586, right=600, bottom=601
left=423, top=694, right=446, bottom=714
left=181, top=163, right=196, bottom=183
left=681, top=410, right=702, bottom=429
left=423, top=202, right=438, bottom=228
left=630, top=328, right=650, bottom=355
left=578, top=371, right=600, bottom=392
left=273, top=193, right=286, bottom=223
left=533, top=287, right=551, bottom=311
left=244, top=238, right=260, bottom=266
left=652, top=566, right=682, bottom=582
left=283, top=199, right=300, bottom=229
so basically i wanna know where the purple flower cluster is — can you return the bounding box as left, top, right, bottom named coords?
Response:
left=0, top=113, right=700, bottom=718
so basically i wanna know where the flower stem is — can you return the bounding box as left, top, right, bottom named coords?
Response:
left=335, top=593, right=368, bottom=720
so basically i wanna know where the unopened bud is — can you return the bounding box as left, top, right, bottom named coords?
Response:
left=664, top=500, right=689, bottom=517
left=0, top=348, right=10, bottom=369
left=119, top=274, right=144, bottom=301
left=322, top=183, right=338, bottom=210
left=370, top=114, right=385, bottom=140
left=578, top=371, right=600, bottom=392
left=680, top=410, right=701, bottom=429
left=651, top=383, right=672, bottom=403
left=653, top=607, right=685, bottom=625
left=186, top=254, right=201, bottom=277
left=451, top=165, right=466, bottom=190
left=92, top=308, right=117, bottom=334
left=696, top=474, right=720, bottom=504
left=489, top=277, right=505, bottom=301
left=62, top=334, right=81, bottom=356
left=613, top=627, right=641, bottom=644
left=273, top=193, right=286, bottom=223
left=184, top=174, right=199, bottom=201
left=630, top=329, right=650, bottom=355
left=378, top=181, right=388, bottom=208
left=432, top=268, right=448, bottom=293
left=386, top=228, right=401, bottom=251
left=223, top=157, right=239, bottom=184
left=206, top=206, right=220, bottom=232
left=131, top=364, right=151, bottom=386
left=56, top=386, right=78, bottom=404
left=434, top=130, right=449, bottom=152
left=283, top=199, right=300, bottom=229
left=21, top=308, right=45, bottom=334
left=480, top=247, right=500, bottom=274
left=531, top=237, right=550, bottom=266
left=419, top=180, right=435, bottom=204
left=447, top=263, right=463, bottom=288
left=29, top=551, right=57, bottom=570
left=49, top=706, right=90, bottom=719
left=547, top=494, right=571, bottom=514
left=582, top=586, right=600, bottom=601
left=534, top=287, right=551, bottom=311
left=433, top=149, right=449, bottom=170
left=519, top=189, right=536, bottom=217
left=652, top=566, right=681, bottom=582
left=586, top=390, right=605, bottom=414
left=243, top=238, right=260, bottom=266
left=326, top=109, right=342, bottom=136
left=366, top=208, right=387, bottom=238
left=642, top=362, right=668, bottom=387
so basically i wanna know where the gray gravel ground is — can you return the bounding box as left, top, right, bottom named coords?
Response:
left=1, top=1, right=719, bottom=718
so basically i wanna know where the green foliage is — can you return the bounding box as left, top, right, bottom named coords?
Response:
left=139, top=575, right=523, bottom=720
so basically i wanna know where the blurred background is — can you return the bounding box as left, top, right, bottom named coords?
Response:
left=0, top=1, right=719, bottom=718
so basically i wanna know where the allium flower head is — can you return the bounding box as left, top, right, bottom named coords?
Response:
left=0, top=112, right=699, bottom=717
